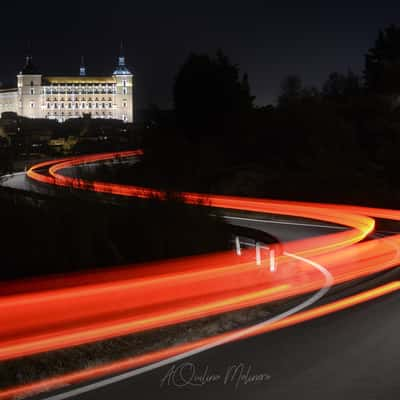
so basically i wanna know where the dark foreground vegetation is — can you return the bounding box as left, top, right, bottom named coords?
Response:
left=97, top=25, right=400, bottom=210
left=0, top=189, right=230, bottom=281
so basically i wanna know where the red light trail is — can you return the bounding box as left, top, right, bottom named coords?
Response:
left=0, top=151, right=399, bottom=399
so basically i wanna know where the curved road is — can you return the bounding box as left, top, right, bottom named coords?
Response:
left=35, top=287, right=400, bottom=400
left=1, top=158, right=400, bottom=400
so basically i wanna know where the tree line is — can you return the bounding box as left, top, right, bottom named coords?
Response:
left=132, top=24, right=400, bottom=208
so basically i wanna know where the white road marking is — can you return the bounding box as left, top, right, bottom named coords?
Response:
left=223, top=215, right=346, bottom=230
left=41, top=252, right=332, bottom=400
left=0, top=171, right=25, bottom=180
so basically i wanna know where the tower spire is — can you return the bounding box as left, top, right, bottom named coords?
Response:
left=113, top=41, right=132, bottom=75
left=20, top=40, right=40, bottom=75
left=80, top=56, right=86, bottom=76
left=118, top=41, right=126, bottom=67
left=26, top=40, right=33, bottom=65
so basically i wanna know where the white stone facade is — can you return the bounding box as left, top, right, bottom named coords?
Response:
left=0, top=56, right=134, bottom=123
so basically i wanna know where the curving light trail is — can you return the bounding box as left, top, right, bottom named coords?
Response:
left=0, top=151, right=399, bottom=399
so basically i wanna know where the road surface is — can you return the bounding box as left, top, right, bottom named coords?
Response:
left=2, top=157, right=399, bottom=400
left=34, top=287, right=400, bottom=400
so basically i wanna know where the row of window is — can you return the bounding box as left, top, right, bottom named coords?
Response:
left=29, top=102, right=128, bottom=109
left=44, top=90, right=117, bottom=95
left=46, top=111, right=114, bottom=116
left=46, top=83, right=118, bottom=87
left=27, top=89, right=128, bottom=95
left=47, top=102, right=115, bottom=109
left=46, top=97, right=113, bottom=102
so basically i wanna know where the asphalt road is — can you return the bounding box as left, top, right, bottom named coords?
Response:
left=3, top=168, right=399, bottom=400
left=33, top=288, right=399, bottom=400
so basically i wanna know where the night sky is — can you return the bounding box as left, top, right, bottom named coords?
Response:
left=0, top=0, right=399, bottom=109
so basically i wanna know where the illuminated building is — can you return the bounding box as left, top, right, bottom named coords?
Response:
left=0, top=50, right=134, bottom=123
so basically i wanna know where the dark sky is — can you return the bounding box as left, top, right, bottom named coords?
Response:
left=0, top=0, right=399, bottom=109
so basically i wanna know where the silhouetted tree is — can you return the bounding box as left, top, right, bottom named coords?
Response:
left=322, top=70, right=362, bottom=99
left=277, top=75, right=303, bottom=107
left=173, top=50, right=255, bottom=139
left=365, top=24, right=400, bottom=93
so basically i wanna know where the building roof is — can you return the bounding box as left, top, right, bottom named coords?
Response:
left=43, top=76, right=117, bottom=84
left=0, top=88, right=17, bottom=93
left=113, top=55, right=133, bottom=76
left=113, top=66, right=132, bottom=75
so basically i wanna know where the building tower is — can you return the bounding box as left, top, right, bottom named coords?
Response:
left=113, top=42, right=134, bottom=122
left=17, top=54, right=42, bottom=119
